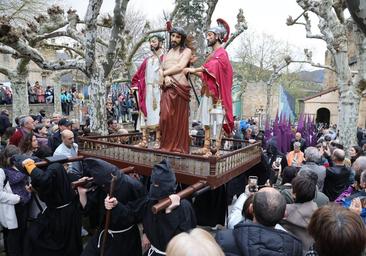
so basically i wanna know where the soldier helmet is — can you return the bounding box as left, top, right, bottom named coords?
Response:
left=208, top=18, right=230, bottom=43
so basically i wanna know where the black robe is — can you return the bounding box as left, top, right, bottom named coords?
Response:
left=81, top=158, right=146, bottom=256
left=24, top=163, right=82, bottom=256
left=142, top=199, right=196, bottom=255
left=193, top=185, right=227, bottom=227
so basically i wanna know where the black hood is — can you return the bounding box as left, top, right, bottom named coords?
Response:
left=149, top=159, right=176, bottom=200
left=82, top=158, right=122, bottom=190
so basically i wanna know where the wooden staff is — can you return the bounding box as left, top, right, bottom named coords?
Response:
left=101, top=174, right=117, bottom=256
left=152, top=180, right=208, bottom=214
left=35, top=156, right=85, bottom=167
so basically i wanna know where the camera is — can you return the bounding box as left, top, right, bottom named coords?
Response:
left=248, top=176, right=258, bottom=193
left=274, top=156, right=282, bottom=168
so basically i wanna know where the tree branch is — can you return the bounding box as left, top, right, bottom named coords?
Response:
left=169, top=0, right=182, bottom=21
left=0, top=45, right=16, bottom=54
left=291, top=48, right=337, bottom=72
left=33, top=31, right=70, bottom=42
left=66, top=9, right=85, bottom=47
left=287, top=11, right=325, bottom=40
left=205, top=0, right=219, bottom=32
left=103, top=0, right=128, bottom=78
left=97, top=38, right=108, bottom=47
left=41, top=42, right=85, bottom=57
left=0, top=65, right=11, bottom=77
left=266, top=58, right=291, bottom=86
left=225, top=8, right=248, bottom=49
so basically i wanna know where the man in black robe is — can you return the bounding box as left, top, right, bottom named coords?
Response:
left=142, top=159, right=197, bottom=255
left=81, top=158, right=145, bottom=256
left=101, top=159, right=196, bottom=255
left=15, top=158, right=82, bottom=256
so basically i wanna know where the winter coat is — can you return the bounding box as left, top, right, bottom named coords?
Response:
left=0, top=168, right=20, bottom=229
left=323, top=165, right=352, bottom=201
left=216, top=222, right=302, bottom=256
left=280, top=201, right=318, bottom=253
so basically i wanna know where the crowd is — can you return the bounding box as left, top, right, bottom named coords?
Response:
left=1, top=24, right=366, bottom=256
left=106, top=92, right=138, bottom=126
left=0, top=108, right=365, bottom=256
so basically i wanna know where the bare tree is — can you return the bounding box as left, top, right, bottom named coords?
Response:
left=288, top=0, right=366, bottom=150
left=235, top=31, right=294, bottom=83
left=0, top=4, right=68, bottom=121
left=0, top=0, right=248, bottom=133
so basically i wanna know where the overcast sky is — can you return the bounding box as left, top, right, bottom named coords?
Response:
left=62, top=0, right=327, bottom=68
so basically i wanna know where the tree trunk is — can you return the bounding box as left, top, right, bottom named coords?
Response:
left=53, top=83, right=62, bottom=114
left=89, top=69, right=107, bottom=134
left=337, top=85, right=360, bottom=151
left=10, top=74, right=29, bottom=124
left=10, top=59, right=30, bottom=124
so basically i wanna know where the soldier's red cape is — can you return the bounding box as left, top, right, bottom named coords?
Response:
left=201, top=47, right=234, bottom=134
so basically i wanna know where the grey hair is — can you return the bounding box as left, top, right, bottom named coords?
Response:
left=304, top=147, right=321, bottom=163
left=19, top=116, right=31, bottom=127
left=361, top=170, right=366, bottom=184
left=293, top=141, right=301, bottom=149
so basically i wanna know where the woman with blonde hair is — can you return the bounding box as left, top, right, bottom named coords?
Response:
left=166, top=228, right=224, bottom=256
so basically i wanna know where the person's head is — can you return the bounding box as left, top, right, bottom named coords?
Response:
left=149, top=160, right=176, bottom=200
left=21, top=116, right=35, bottom=131
left=0, top=145, right=21, bottom=168
left=33, top=144, right=53, bottom=159
left=61, top=129, right=74, bottom=148
left=206, top=31, right=221, bottom=47
left=169, top=27, right=186, bottom=50
left=149, top=34, right=164, bottom=52
left=42, top=118, right=51, bottom=128
left=295, top=132, right=302, bottom=141
left=332, top=148, right=345, bottom=164
left=19, top=132, right=38, bottom=154
left=293, top=141, right=301, bottom=153
left=281, top=166, right=298, bottom=185
left=252, top=187, right=286, bottom=227
left=166, top=228, right=224, bottom=256
left=39, top=109, right=46, bottom=117
left=241, top=193, right=254, bottom=221
left=304, top=146, right=321, bottom=163
left=353, top=156, right=366, bottom=173
left=207, top=21, right=229, bottom=46
left=246, top=128, right=252, bottom=135
left=34, top=123, right=48, bottom=136
left=52, top=113, right=62, bottom=124
left=359, top=170, right=366, bottom=189
left=1, top=109, right=9, bottom=116
left=117, top=128, right=129, bottom=143
left=353, top=157, right=366, bottom=189
left=3, top=127, right=16, bottom=139
left=349, top=145, right=362, bottom=159
left=292, top=174, right=316, bottom=203
left=58, top=118, right=72, bottom=132
left=107, top=119, right=118, bottom=130
left=308, top=204, right=366, bottom=256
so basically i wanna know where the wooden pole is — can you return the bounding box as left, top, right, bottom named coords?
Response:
left=152, top=180, right=208, bottom=214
